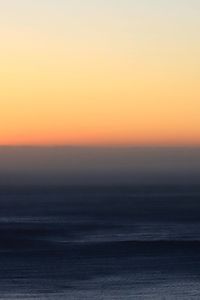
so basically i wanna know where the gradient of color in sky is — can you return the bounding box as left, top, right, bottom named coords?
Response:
left=1, top=0, right=200, bottom=146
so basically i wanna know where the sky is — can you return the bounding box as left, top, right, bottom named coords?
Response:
left=1, top=0, right=200, bottom=146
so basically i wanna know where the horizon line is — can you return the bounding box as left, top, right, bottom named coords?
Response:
left=0, top=144, right=200, bottom=149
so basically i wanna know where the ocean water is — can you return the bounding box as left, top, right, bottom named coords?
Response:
left=0, top=186, right=200, bottom=299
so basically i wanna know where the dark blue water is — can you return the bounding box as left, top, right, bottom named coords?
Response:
left=1, top=186, right=200, bottom=299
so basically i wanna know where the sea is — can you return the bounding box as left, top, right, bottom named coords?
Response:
left=0, top=185, right=200, bottom=299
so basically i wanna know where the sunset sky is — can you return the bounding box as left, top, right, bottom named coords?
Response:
left=1, top=0, right=200, bottom=146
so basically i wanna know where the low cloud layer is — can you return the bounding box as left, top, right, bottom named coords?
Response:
left=0, top=147, right=200, bottom=186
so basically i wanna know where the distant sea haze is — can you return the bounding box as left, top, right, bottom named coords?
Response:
left=0, top=146, right=200, bottom=186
